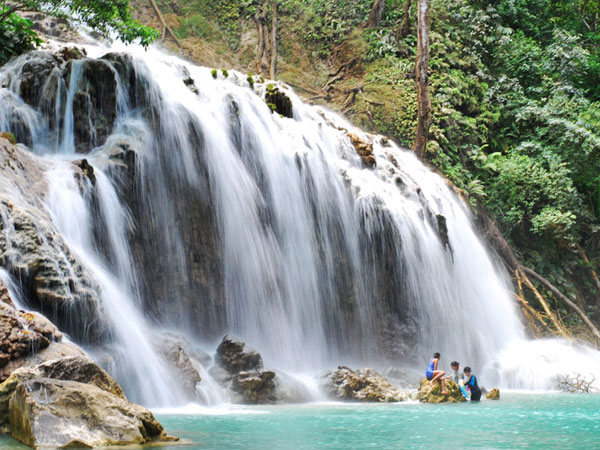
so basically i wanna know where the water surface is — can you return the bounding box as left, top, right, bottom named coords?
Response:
left=5, top=393, right=594, bottom=449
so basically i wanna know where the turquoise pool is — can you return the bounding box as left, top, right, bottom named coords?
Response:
left=1, top=393, right=599, bottom=449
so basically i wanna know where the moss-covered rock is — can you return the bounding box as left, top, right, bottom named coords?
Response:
left=417, top=378, right=466, bottom=403
left=265, top=84, right=293, bottom=118
left=486, top=387, right=500, bottom=400
left=321, top=366, right=408, bottom=402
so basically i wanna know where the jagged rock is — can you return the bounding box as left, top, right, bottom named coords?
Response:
left=73, top=158, right=96, bottom=186
left=215, top=335, right=263, bottom=375
left=265, top=84, right=293, bottom=118
left=17, top=52, right=60, bottom=108
left=321, top=366, right=408, bottom=402
left=231, top=370, right=276, bottom=404
left=0, top=140, right=106, bottom=343
left=417, top=378, right=466, bottom=403
left=486, top=387, right=500, bottom=400
left=59, top=46, right=85, bottom=61
left=8, top=377, right=175, bottom=448
left=347, top=133, right=376, bottom=167
left=71, top=58, right=118, bottom=153
left=154, top=334, right=204, bottom=398
left=0, top=280, right=68, bottom=382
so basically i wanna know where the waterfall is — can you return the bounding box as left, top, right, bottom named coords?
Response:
left=1, top=38, right=599, bottom=403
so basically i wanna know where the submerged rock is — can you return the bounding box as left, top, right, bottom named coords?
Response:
left=486, top=387, right=500, bottom=400
left=321, top=366, right=408, bottom=402
left=417, top=378, right=466, bottom=403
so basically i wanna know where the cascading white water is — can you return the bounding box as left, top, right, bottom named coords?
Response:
left=1, top=36, right=600, bottom=401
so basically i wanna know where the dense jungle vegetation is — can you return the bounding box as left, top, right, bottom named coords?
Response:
left=2, top=0, right=600, bottom=341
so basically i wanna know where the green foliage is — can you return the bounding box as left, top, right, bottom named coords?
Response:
left=0, top=14, right=41, bottom=64
left=0, top=0, right=157, bottom=63
left=222, top=69, right=229, bottom=78
left=247, top=73, right=254, bottom=89
left=211, top=69, right=218, bottom=79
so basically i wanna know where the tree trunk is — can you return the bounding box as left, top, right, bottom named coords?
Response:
left=521, top=266, right=600, bottom=341
left=367, top=0, right=386, bottom=27
left=147, top=0, right=182, bottom=47
left=254, top=13, right=264, bottom=74
left=413, top=0, right=431, bottom=159
left=398, top=0, right=412, bottom=38
left=270, top=0, right=277, bottom=79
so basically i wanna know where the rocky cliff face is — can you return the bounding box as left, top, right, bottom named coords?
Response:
left=0, top=139, right=106, bottom=342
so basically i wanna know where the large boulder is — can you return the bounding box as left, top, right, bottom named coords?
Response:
left=417, top=378, right=466, bottom=403
left=215, top=335, right=263, bottom=374
left=321, top=366, right=408, bottom=402
left=212, top=335, right=308, bottom=404
left=0, top=356, right=177, bottom=446
left=9, top=377, right=174, bottom=448
left=232, top=370, right=276, bottom=404
left=0, top=355, right=123, bottom=433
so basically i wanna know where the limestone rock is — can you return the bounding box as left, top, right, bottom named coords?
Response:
left=9, top=377, right=174, bottom=448
left=347, top=133, right=376, bottom=167
left=0, top=139, right=106, bottom=342
left=231, top=370, right=276, bottom=404
left=154, top=334, right=204, bottom=398
left=0, top=355, right=122, bottom=433
left=215, top=335, right=263, bottom=375
left=486, top=387, right=500, bottom=400
left=417, top=378, right=466, bottom=403
left=321, top=366, right=408, bottom=402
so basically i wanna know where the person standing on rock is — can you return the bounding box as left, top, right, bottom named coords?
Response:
left=426, top=352, right=449, bottom=395
left=463, top=367, right=482, bottom=401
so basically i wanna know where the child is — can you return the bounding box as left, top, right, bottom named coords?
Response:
left=463, top=366, right=482, bottom=401
left=425, top=352, right=448, bottom=395
left=446, top=361, right=464, bottom=384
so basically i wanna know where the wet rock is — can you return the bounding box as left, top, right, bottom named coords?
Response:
left=70, top=59, right=118, bottom=153
left=265, top=84, right=293, bottom=118
left=0, top=140, right=106, bottom=343
left=486, top=387, right=500, bottom=400
left=59, top=46, right=85, bottom=61
left=154, top=334, right=203, bottom=398
left=215, top=335, right=263, bottom=374
left=73, top=158, right=96, bottom=186
left=347, top=133, right=376, bottom=167
left=417, top=378, right=466, bottom=403
left=18, top=52, right=60, bottom=108
left=321, top=366, right=408, bottom=402
left=232, top=370, right=276, bottom=404
left=9, top=377, right=175, bottom=448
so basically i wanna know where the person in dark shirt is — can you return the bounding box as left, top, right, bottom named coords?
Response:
left=463, top=367, right=482, bottom=401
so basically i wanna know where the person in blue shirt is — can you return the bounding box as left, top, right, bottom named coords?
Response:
left=463, top=367, right=482, bottom=401
left=425, top=352, right=448, bottom=395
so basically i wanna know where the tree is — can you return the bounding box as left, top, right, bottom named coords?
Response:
left=254, top=0, right=278, bottom=78
left=414, top=0, right=431, bottom=159
left=367, top=0, right=385, bottom=28
left=0, top=0, right=158, bottom=63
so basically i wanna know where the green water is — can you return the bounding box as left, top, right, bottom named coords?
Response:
left=1, top=394, right=599, bottom=449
